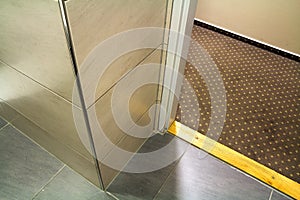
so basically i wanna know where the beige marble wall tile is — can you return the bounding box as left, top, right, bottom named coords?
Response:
left=93, top=49, right=158, bottom=103
left=65, top=0, right=167, bottom=105
left=97, top=107, right=156, bottom=188
left=0, top=61, right=92, bottom=162
left=0, top=0, right=75, bottom=101
left=88, top=48, right=162, bottom=188
left=88, top=47, right=161, bottom=155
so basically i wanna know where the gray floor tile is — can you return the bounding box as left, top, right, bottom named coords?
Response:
left=271, top=190, right=293, bottom=200
left=0, top=116, right=7, bottom=129
left=108, top=134, right=189, bottom=200
left=108, top=165, right=177, bottom=200
left=155, top=146, right=271, bottom=200
left=34, top=167, right=112, bottom=200
left=0, top=125, right=63, bottom=200
left=138, top=133, right=175, bottom=153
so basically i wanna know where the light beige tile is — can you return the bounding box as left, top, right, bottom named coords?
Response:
left=65, top=0, right=167, bottom=105
left=0, top=0, right=75, bottom=101
left=88, top=48, right=162, bottom=188
left=97, top=103, right=159, bottom=189
left=97, top=110, right=154, bottom=189
left=0, top=61, right=92, bottom=161
left=93, top=49, right=158, bottom=102
left=66, top=0, right=167, bottom=66
left=101, top=112, right=151, bottom=168
left=88, top=88, right=135, bottom=162
left=87, top=48, right=162, bottom=159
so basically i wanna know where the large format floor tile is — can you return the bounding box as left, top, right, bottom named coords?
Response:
left=0, top=118, right=290, bottom=200
left=108, top=133, right=274, bottom=200
left=155, top=146, right=271, bottom=200
left=107, top=134, right=189, bottom=200
left=34, top=166, right=112, bottom=200
left=0, top=125, right=63, bottom=200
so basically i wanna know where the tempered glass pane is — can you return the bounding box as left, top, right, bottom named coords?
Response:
left=64, top=0, right=172, bottom=191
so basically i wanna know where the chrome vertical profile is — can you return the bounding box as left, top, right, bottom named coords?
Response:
left=153, top=0, right=174, bottom=134
left=57, top=0, right=105, bottom=189
left=158, top=0, right=198, bottom=132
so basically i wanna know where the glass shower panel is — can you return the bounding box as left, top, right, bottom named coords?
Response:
left=64, top=0, right=171, bottom=189
left=0, top=0, right=101, bottom=188
left=104, top=0, right=199, bottom=197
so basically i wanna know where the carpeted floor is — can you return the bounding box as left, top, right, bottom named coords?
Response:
left=176, top=25, right=300, bottom=183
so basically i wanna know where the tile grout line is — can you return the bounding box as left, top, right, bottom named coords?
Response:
left=0, top=103, right=95, bottom=164
left=152, top=159, right=179, bottom=199
left=105, top=191, right=119, bottom=200
left=153, top=141, right=191, bottom=200
left=268, top=190, right=273, bottom=200
left=0, top=123, right=10, bottom=133
left=0, top=60, right=81, bottom=109
left=88, top=43, right=162, bottom=110
left=3, top=113, right=105, bottom=190
left=31, top=164, right=66, bottom=200
left=5, top=108, right=93, bottom=165
left=105, top=100, right=159, bottom=190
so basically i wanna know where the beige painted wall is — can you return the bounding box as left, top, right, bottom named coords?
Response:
left=195, top=0, right=300, bottom=55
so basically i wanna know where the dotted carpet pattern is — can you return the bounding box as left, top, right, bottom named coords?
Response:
left=176, top=25, right=300, bottom=182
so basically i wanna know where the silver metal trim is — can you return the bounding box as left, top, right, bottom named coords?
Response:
left=57, top=0, right=105, bottom=189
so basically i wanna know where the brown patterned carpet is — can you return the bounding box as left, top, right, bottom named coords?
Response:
left=176, top=25, right=300, bottom=183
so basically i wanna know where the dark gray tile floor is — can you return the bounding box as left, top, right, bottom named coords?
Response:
left=33, top=167, right=112, bottom=200
left=155, top=146, right=270, bottom=200
left=108, top=134, right=189, bottom=200
left=0, top=125, right=63, bottom=200
left=0, top=117, right=112, bottom=200
left=108, top=133, right=294, bottom=200
left=0, top=116, right=293, bottom=200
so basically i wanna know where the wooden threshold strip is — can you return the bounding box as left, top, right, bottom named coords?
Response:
left=168, top=121, right=300, bottom=199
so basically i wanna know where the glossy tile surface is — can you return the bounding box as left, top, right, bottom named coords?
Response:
left=65, top=0, right=167, bottom=105
left=11, top=114, right=100, bottom=187
left=34, top=167, right=112, bottom=200
left=0, top=113, right=285, bottom=200
left=0, top=124, right=111, bottom=199
left=0, top=0, right=75, bottom=101
left=0, top=125, right=63, bottom=200
left=107, top=134, right=189, bottom=199
left=87, top=48, right=163, bottom=187
left=86, top=49, right=160, bottom=105
left=107, top=133, right=274, bottom=200
left=99, top=111, right=153, bottom=187
left=155, top=146, right=271, bottom=200
left=0, top=61, right=92, bottom=160
left=66, top=0, right=166, bottom=66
